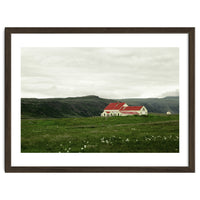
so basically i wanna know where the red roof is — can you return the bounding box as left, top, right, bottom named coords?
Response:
left=120, top=111, right=139, bottom=115
left=121, top=106, right=143, bottom=111
left=104, top=102, right=125, bottom=110
left=115, top=102, right=126, bottom=110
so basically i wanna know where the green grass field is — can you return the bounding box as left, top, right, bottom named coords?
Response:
left=21, top=114, right=179, bottom=153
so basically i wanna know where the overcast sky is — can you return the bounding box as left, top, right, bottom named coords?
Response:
left=21, top=47, right=179, bottom=99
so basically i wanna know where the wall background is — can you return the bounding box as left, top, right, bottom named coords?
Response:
left=0, top=1, right=199, bottom=199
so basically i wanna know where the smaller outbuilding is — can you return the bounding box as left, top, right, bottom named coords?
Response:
left=166, top=111, right=172, bottom=115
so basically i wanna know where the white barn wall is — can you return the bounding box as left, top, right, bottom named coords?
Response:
left=101, top=105, right=148, bottom=116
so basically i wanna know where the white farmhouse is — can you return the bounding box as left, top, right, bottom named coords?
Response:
left=101, top=102, right=148, bottom=117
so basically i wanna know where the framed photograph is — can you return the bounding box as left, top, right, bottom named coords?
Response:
left=5, top=27, right=195, bottom=172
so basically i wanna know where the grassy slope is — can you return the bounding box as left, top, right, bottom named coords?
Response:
left=21, top=114, right=179, bottom=153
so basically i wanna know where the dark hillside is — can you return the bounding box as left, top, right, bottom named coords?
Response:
left=118, top=96, right=179, bottom=114
left=21, top=95, right=179, bottom=118
left=21, top=95, right=116, bottom=118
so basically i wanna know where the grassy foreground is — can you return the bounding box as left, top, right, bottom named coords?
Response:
left=21, top=114, right=179, bottom=153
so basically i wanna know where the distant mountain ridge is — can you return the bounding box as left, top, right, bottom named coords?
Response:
left=21, top=95, right=179, bottom=118
left=117, top=96, right=179, bottom=114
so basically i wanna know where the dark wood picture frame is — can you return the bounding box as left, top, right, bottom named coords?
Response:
left=5, top=27, right=195, bottom=173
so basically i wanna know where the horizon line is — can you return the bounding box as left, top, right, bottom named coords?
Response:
left=21, top=94, right=179, bottom=99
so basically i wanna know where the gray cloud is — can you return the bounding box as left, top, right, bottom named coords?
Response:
left=159, top=89, right=179, bottom=98
left=21, top=47, right=179, bottom=98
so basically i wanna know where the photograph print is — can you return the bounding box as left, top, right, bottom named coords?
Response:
left=21, top=47, right=179, bottom=153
